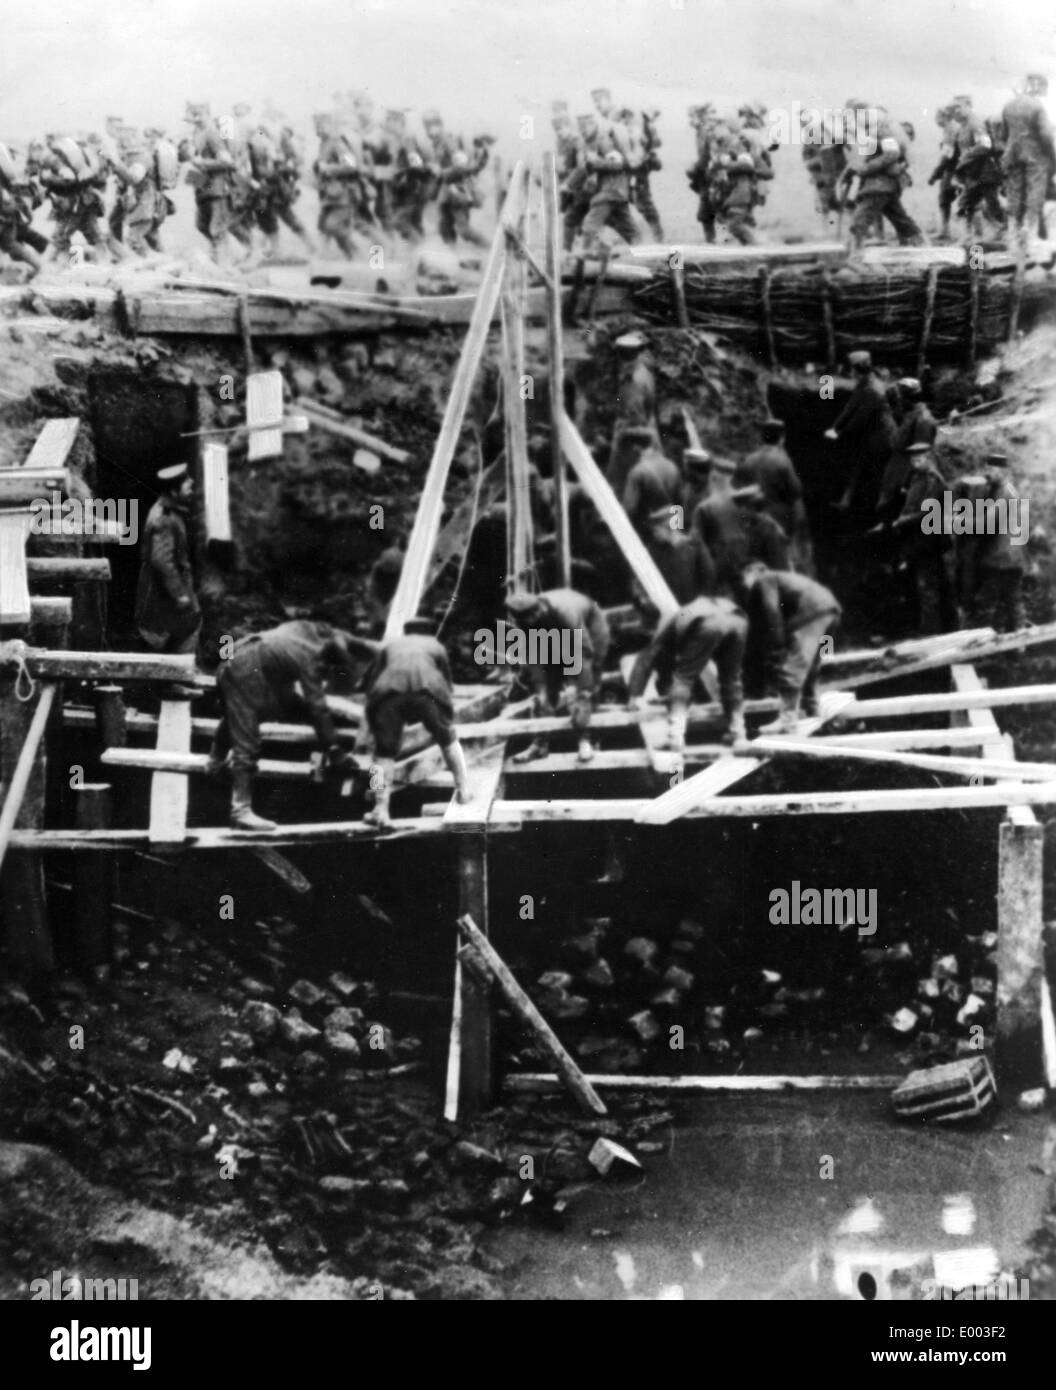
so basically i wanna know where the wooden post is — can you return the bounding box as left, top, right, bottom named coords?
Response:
left=385, top=163, right=529, bottom=641
left=997, top=810, right=1045, bottom=1090
left=73, top=782, right=114, bottom=970
left=502, top=211, right=532, bottom=588
left=149, top=698, right=193, bottom=844
left=917, top=264, right=939, bottom=380
left=458, top=833, right=492, bottom=1115
left=670, top=260, right=690, bottom=329
left=1007, top=249, right=1026, bottom=344
left=0, top=681, right=57, bottom=969
left=967, top=260, right=981, bottom=367
left=94, top=685, right=127, bottom=750
left=542, top=151, right=571, bottom=587
left=758, top=265, right=777, bottom=369
left=821, top=272, right=837, bottom=369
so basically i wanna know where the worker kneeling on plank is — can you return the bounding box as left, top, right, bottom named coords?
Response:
left=741, top=563, right=841, bottom=734
left=627, top=595, right=748, bottom=752
left=208, top=620, right=360, bottom=832
left=358, top=617, right=471, bottom=828
left=505, top=588, right=611, bottom=766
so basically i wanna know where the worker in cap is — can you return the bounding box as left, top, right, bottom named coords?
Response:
left=735, top=418, right=813, bottom=574
left=343, top=619, right=470, bottom=827
left=208, top=620, right=366, bottom=832
left=955, top=450, right=1033, bottom=636
left=622, top=430, right=684, bottom=535
left=628, top=592, right=748, bottom=751
left=135, top=463, right=201, bottom=658
left=504, top=587, right=611, bottom=764
left=823, top=348, right=896, bottom=518
left=614, top=330, right=648, bottom=351
left=693, top=454, right=790, bottom=599
left=591, top=87, right=615, bottom=121
left=682, top=446, right=714, bottom=517
left=745, top=563, right=842, bottom=732
left=421, top=108, right=443, bottom=127
left=643, top=501, right=716, bottom=603
left=878, top=377, right=937, bottom=518
left=890, top=441, right=958, bottom=635
left=607, top=331, right=658, bottom=491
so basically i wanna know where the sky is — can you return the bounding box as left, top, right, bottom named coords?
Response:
left=4, top=0, right=1056, bottom=242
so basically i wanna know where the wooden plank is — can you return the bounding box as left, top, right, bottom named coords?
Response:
left=246, top=370, right=284, bottom=462
left=811, top=727, right=993, bottom=751
left=491, top=781, right=1056, bottom=822
left=629, top=240, right=847, bottom=271
left=835, top=625, right=1055, bottom=690
left=443, top=952, right=465, bottom=1123
left=831, top=684, right=1056, bottom=722
left=73, top=782, right=113, bottom=968
left=443, top=741, right=507, bottom=828
left=0, top=512, right=32, bottom=624
left=0, top=466, right=73, bottom=502
left=385, top=163, right=529, bottom=640
left=506, top=1072, right=902, bottom=1094
left=997, top=814, right=1045, bottom=1088
left=502, top=746, right=727, bottom=774
left=558, top=411, right=679, bottom=619
left=201, top=442, right=232, bottom=545
left=23, top=417, right=79, bottom=472
left=636, top=755, right=764, bottom=825
left=249, top=846, right=312, bottom=895
left=296, top=400, right=410, bottom=464
left=3, top=647, right=201, bottom=683
left=149, top=699, right=193, bottom=844
left=103, top=748, right=327, bottom=780
left=0, top=682, right=56, bottom=874
left=751, top=737, right=1056, bottom=783
left=821, top=629, right=994, bottom=673
left=26, top=557, right=111, bottom=584
left=458, top=842, right=492, bottom=1116
left=458, top=913, right=607, bottom=1115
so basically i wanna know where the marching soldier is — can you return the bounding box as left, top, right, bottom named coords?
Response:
left=135, top=463, right=201, bottom=656
left=628, top=594, right=748, bottom=751
left=1000, top=74, right=1055, bottom=251
left=41, top=132, right=107, bottom=261
left=313, top=112, right=374, bottom=259
left=928, top=104, right=962, bottom=242
left=953, top=99, right=1005, bottom=240
left=180, top=103, right=238, bottom=261
left=842, top=100, right=923, bottom=248
left=579, top=112, right=638, bottom=249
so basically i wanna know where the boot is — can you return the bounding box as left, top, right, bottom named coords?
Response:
left=756, top=694, right=800, bottom=736
left=230, top=768, right=276, bottom=832
left=513, top=737, right=550, bottom=764
left=443, top=739, right=472, bottom=805
left=721, top=710, right=748, bottom=747
left=205, top=745, right=231, bottom=779
left=663, top=710, right=688, bottom=753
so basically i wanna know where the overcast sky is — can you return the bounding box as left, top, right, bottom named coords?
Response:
left=4, top=0, right=1055, bottom=144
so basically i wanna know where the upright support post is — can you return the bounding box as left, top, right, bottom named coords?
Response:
left=94, top=684, right=128, bottom=751
left=917, top=264, right=939, bottom=380
left=458, top=832, right=492, bottom=1115
left=502, top=207, right=532, bottom=588
left=73, top=782, right=114, bottom=970
left=0, top=680, right=58, bottom=969
left=997, top=809, right=1045, bottom=1090
left=543, top=151, right=571, bottom=587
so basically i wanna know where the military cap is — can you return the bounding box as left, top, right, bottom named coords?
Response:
left=143, top=125, right=166, bottom=140
left=905, top=442, right=932, bottom=455
left=183, top=102, right=210, bottom=120
left=1026, top=74, right=1048, bottom=87
left=845, top=97, right=870, bottom=111
left=591, top=87, right=612, bottom=99
left=711, top=455, right=738, bottom=473
left=897, top=376, right=922, bottom=393
left=614, top=330, right=648, bottom=350
left=622, top=425, right=657, bottom=445
left=733, top=152, right=755, bottom=171
left=421, top=108, right=443, bottom=124
left=551, top=99, right=570, bottom=116
left=730, top=483, right=765, bottom=504
left=385, top=108, right=408, bottom=123
left=847, top=349, right=872, bottom=370
left=157, top=462, right=189, bottom=486
left=953, top=94, right=973, bottom=106
left=985, top=451, right=1008, bottom=466
left=761, top=418, right=784, bottom=441
left=576, top=112, right=596, bottom=126
left=683, top=446, right=712, bottom=467
left=351, top=90, right=372, bottom=106
left=403, top=616, right=435, bottom=635
left=233, top=103, right=252, bottom=116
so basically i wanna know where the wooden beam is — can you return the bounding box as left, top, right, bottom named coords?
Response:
left=0, top=467, right=72, bottom=503
left=491, top=780, right=1056, bottom=822
left=635, top=754, right=764, bottom=825
left=821, top=628, right=994, bottom=673
left=835, top=624, right=1056, bottom=690
left=249, top=846, right=312, bottom=895
left=385, top=162, right=528, bottom=640
left=458, top=914, right=607, bottom=1115
left=558, top=411, right=679, bottom=619
left=506, top=1072, right=902, bottom=1094
left=0, top=682, right=56, bottom=875
left=149, top=699, right=192, bottom=844
left=810, top=727, right=993, bottom=751
left=246, top=370, right=284, bottom=462
left=293, top=400, right=410, bottom=464
left=102, top=748, right=328, bottom=780
left=750, top=737, right=1056, bottom=783
left=832, top=684, right=1056, bottom=721
left=1, top=646, right=201, bottom=683
left=443, top=741, right=507, bottom=829
left=201, top=442, right=232, bottom=545
left=23, top=417, right=79, bottom=472
left=543, top=150, right=571, bottom=587
left=0, top=511, right=32, bottom=625
left=73, top=782, right=113, bottom=968
left=26, top=557, right=111, bottom=584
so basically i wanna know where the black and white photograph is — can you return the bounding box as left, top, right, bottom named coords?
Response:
left=0, top=0, right=1055, bottom=1339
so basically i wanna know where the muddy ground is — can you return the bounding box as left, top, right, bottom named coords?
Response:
left=2, top=303, right=1056, bottom=1299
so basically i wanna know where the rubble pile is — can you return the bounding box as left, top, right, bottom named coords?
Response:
left=0, top=904, right=678, bottom=1300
